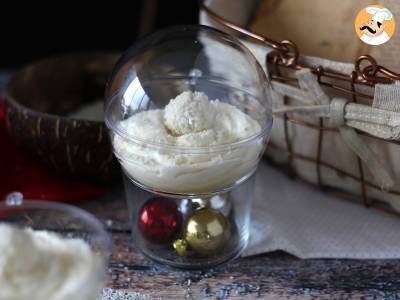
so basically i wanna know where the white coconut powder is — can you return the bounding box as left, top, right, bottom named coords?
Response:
left=0, top=223, right=104, bottom=300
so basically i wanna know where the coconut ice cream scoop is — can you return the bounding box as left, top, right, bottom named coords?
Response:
left=164, top=91, right=216, bottom=136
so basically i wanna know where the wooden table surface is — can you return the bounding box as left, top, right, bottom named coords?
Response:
left=2, top=72, right=399, bottom=299
left=80, top=182, right=400, bottom=300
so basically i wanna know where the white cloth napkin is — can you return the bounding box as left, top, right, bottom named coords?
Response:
left=244, top=160, right=400, bottom=259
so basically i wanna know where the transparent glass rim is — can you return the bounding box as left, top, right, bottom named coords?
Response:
left=104, top=94, right=273, bottom=154
left=0, top=199, right=110, bottom=247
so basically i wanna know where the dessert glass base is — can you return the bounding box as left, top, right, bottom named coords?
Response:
left=122, top=170, right=256, bottom=270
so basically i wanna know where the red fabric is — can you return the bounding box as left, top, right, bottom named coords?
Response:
left=0, top=101, right=105, bottom=202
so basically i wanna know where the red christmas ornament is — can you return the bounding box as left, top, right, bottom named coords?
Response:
left=138, top=197, right=182, bottom=244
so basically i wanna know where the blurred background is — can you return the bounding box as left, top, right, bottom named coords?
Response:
left=0, top=1, right=199, bottom=68
left=0, top=0, right=200, bottom=202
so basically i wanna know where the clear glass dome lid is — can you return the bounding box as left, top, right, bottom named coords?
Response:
left=105, top=25, right=272, bottom=148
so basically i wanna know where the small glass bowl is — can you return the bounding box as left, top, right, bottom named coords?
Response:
left=0, top=192, right=110, bottom=300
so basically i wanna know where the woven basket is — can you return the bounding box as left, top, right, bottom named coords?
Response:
left=200, top=0, right=400, bottom=214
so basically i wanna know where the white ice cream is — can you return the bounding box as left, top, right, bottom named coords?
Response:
left=113, top=91, right=264, bottom=193
left=0, top=223, right=104, bottom=300
left=164, top=91, right=216, bottom=136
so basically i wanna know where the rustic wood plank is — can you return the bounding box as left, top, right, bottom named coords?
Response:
left=80, top=185, right=400, bottom=299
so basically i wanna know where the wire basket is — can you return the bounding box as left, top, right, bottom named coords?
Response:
left=200, top=0, right=400, bottom=215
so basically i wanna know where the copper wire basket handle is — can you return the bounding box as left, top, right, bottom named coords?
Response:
left=355, top=55, right=400, bottom=84
left=199, top=0, right=400, bottom=85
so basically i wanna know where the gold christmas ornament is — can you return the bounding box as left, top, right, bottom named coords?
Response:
left=183, top=208, right=231, bottom=255
left=173, top=239, right=188, bottom=257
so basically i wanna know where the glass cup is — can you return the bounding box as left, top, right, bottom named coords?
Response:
left=0, top=192, right=110, bottom=299
left=105, top=25, right=272, bottom=269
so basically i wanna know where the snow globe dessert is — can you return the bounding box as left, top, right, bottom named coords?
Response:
left=105, top=25, right=272, bottom=269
